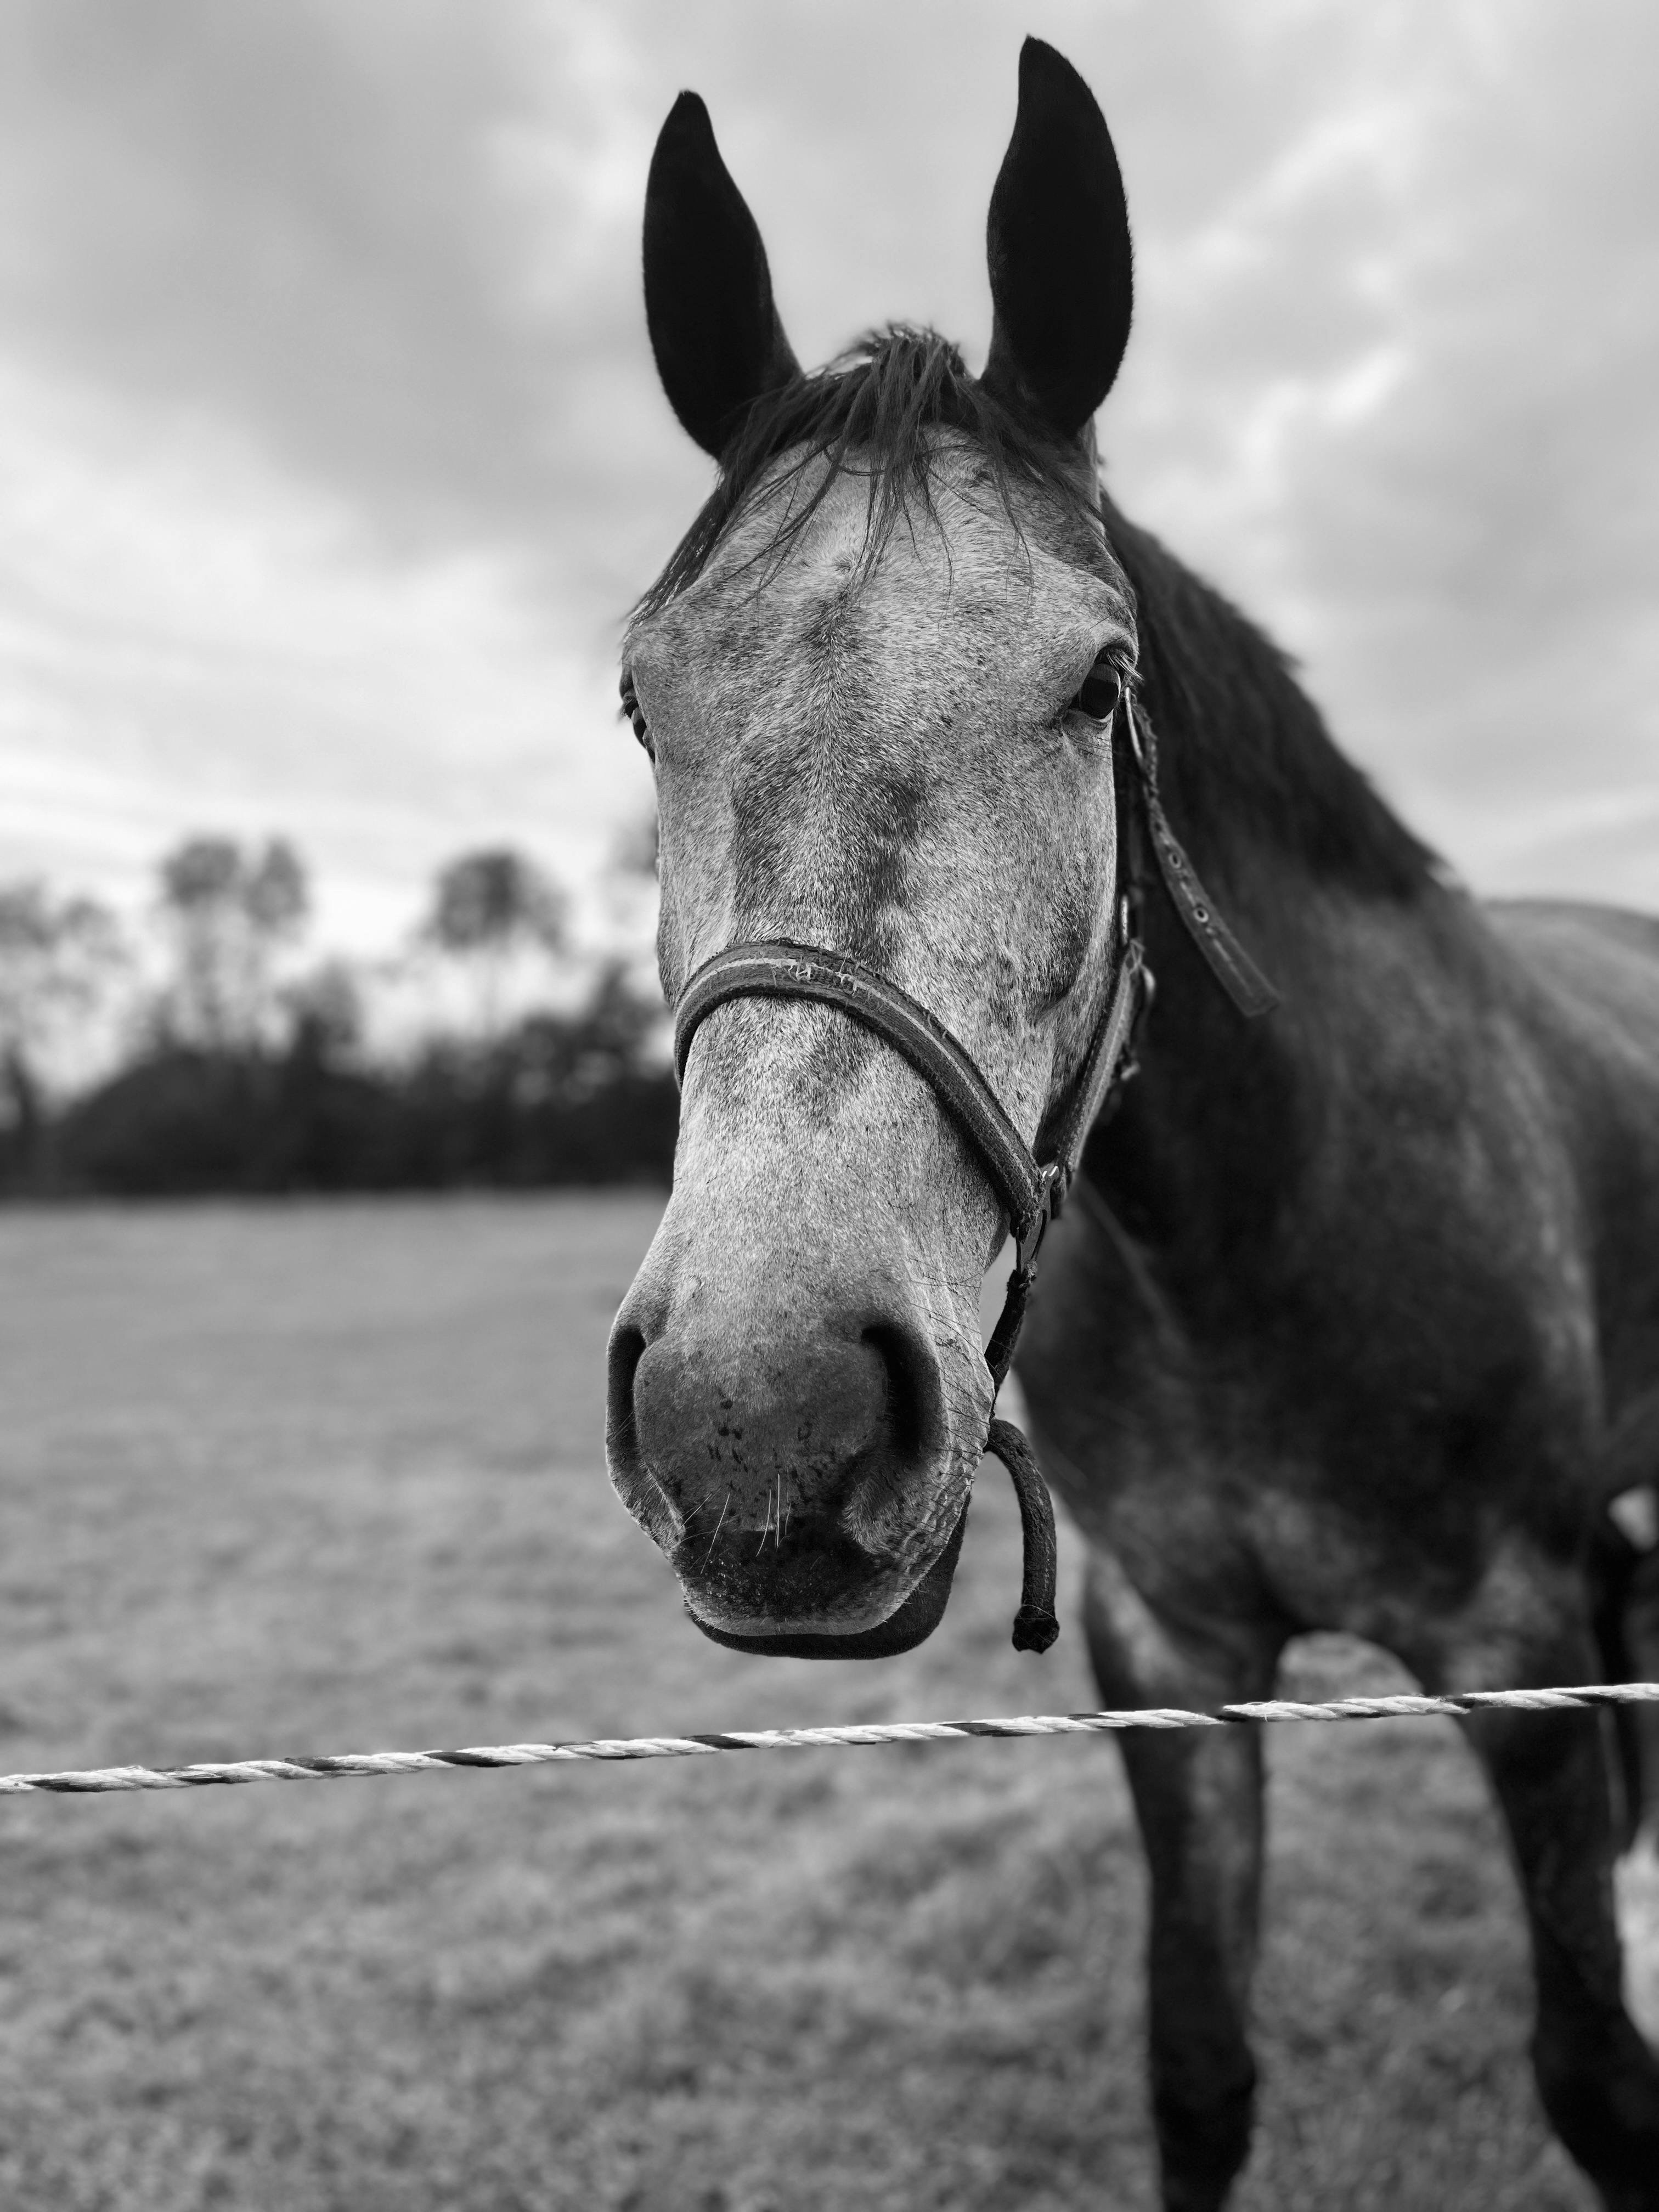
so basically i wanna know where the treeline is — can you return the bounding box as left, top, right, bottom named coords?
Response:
left=0, top=836, right=676, bottom=1198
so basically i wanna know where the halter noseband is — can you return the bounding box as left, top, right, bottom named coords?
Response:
left=670, top=688, right=1277, bottom=1655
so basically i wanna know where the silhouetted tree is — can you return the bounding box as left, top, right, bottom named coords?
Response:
left=157, top=836, right=308, bottom=1048
left=0, top=881, right=127, bottom=1173
left=2, top=843, right=680, bottom=1201
left=422, top=848, right=567, bottom=1038
left=280, top=958, right=365, bottom=1063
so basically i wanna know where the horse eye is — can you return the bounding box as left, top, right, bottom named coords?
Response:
left=1069, top=658, right=1124, bottom=723
left=619, top=675, right=652, bottom=752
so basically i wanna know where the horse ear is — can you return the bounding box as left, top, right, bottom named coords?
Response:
left=980, top=39, right=1133, bottom=443
left=643, top=93, right=801, bottom=459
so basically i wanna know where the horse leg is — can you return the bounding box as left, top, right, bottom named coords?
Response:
left=1613, top=1517, right=1659, bottom=2048
left=1593, top=1493, right=1659, bottom=1848
left=1617, top=1492, right=1659, bottom=1843
left=1440, top=1622, right=1659, bottom=2212
left=1083, top=1550, right=1279, bottom=2212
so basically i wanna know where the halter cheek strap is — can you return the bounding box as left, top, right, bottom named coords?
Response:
left=1123, top=695, right=1279, bottom=1020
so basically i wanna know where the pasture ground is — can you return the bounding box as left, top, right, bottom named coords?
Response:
left=0, top=1195, right=1626, bottom=2208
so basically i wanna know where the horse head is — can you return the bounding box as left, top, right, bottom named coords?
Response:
left=607, top=41, right=1139, bottom=1656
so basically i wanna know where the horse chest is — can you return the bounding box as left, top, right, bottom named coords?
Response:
left=1020, top=1180, right=1605, bottom=1634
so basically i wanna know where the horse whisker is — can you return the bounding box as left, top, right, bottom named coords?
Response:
left=705, top=1489, right=732, bottom=1561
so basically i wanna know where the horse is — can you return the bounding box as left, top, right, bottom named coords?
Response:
left=605, top=38, right=1659, bottom=2211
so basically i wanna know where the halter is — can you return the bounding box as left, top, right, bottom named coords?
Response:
left=672, top=686, right=1277, bottom=1654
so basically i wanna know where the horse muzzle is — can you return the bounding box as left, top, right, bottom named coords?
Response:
left=606, top=1281, right=1058, bottom=1658
left=605, top=1258, right=989, bottom=1657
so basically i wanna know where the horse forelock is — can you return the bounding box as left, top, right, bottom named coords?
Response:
left=633, top=325, right=1106, bottom=623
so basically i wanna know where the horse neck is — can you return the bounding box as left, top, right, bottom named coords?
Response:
left=1088, top=501, right=1446, bottom=1255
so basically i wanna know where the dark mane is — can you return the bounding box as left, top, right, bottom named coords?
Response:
left=635, top=325, right=1097, bottom=617
left=1102, top=495, right=1438, bottom=898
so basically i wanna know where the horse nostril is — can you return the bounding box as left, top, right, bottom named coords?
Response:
left=606, top=1322, right=647, bottom=1468
left=862, top=1321, right=936, bottom=1463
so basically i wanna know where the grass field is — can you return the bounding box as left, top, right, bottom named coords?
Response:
left=0, top=1195, right=1620, bottom=2209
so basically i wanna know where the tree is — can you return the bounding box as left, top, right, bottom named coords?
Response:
left=280, top=959, right=364, bottom=1065
left=157, top=836, right=309, bottom=1049
left=422, top=848, right=567, bottom=1038
left=0, top=882, right=128, bottom=1157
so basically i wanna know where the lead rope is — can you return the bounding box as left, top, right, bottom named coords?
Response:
left=985, top=1419, right=1063, bottom=1652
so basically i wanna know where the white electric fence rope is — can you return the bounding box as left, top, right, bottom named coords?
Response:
left=3, top=1681, right=1657, bottom=1796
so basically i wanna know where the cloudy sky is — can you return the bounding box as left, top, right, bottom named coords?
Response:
left=1, top=0, right=1655, bottom=951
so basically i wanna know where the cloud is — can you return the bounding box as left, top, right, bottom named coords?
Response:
left=0, top=358, right=647, bottom=945
left=0, top=0, right=1654, bottom=938
left=1090, top=2, right=1659, bottom=900
left=2, top=8, right=556, bottom=503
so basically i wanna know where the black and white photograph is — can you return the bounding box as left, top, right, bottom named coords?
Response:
left=1, top=5, right=1657, bottom=2207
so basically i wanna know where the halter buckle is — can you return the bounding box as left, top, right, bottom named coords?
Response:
left=1015, top=1162, right=1064, bottom=1274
